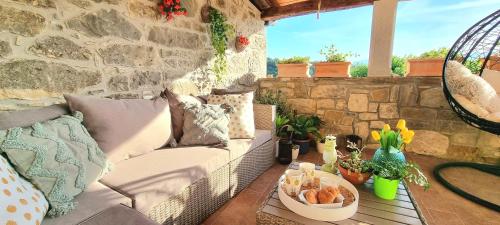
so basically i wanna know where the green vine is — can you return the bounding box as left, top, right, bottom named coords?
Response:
left=209, top=8, right=234, bottom=81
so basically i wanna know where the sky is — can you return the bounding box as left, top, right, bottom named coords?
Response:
left=266, top=0, right=500, bottom=64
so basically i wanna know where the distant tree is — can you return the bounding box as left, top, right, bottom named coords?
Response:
left=351, top=64, right=368, bottom=77
left=267, top=57, right=278, bottom=77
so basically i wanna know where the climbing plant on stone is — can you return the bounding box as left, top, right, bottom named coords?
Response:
left=209, top=7, right=234, bottom=82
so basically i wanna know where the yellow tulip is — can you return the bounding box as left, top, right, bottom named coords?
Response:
left=397, top=119, right=406, bottom=130
left=402, top=130, right=415, bottom=144
left=371, top=131, right=381, bottom=141
left=401, top=127, right=409, bottom=134
left=383, top=124, right=391, bottom=132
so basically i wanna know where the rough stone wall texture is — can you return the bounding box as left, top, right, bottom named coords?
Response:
left=0, top=0, right=266, bottom=111
left=258, top=77, right=500, bottom=164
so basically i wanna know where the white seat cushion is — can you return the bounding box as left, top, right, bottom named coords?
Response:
left=226, top=129, right=272, bottom=161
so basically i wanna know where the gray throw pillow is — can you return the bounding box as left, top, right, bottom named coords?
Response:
left=0, top=111, right=110, bottom=217
left=179, top=104, right=231, bottom=146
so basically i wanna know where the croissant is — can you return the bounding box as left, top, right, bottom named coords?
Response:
left=305, top=189, right=318, bottom=204
left=317, top=189, right=335, bottom=204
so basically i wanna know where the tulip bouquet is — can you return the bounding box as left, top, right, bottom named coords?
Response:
left=371, top=119, right=415, bottom=154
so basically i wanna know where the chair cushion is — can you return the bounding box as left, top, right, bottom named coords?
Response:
left=0, top=104, right=69, bottom=130
left=77, top=204, right=158, bottom=225
left=64, top=95, right=173, bottom=163
left=41, top=182, right=132, bottom=225
left=226, top=129, right=272, bottom=161
left=99, top=147, right=229, bottom=214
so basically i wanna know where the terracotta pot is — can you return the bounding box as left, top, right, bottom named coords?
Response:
left=338, top=165, right=372, bottom=185
left=406, top=59, right=444, bottom=76
left=484, top=56, right=500, bottom=71
left=316, top=141, right=325, bottom=154
left=200, top=4, right=212, bottom=23
left=277, top=64, right=309, bottom=77
left=235, top=40, right=247, bottom=52
left=314, top=62, right=351, bottom=77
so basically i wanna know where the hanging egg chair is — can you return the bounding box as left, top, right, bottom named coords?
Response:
left=443, top=9, right=500, bottom=135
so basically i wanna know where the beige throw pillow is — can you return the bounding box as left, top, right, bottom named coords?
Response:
left=208, top=92, right=255, bottom=139
left=64, top=95, right=173, bottom=163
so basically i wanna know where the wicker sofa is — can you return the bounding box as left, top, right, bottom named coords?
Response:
left=0, top=103, right=276, bottom=225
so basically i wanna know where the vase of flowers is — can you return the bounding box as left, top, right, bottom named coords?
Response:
left=235, top=35, right=250, bottom=52
left=371, top=119, right=414, bottom=164
left=372, top=159, right=430, bottom=200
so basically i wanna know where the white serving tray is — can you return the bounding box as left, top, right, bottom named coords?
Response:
left=278, top=169, right=359, bottom=221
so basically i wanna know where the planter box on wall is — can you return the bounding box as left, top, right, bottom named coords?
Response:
left=315, top=62, right=351, bottom=77
left=277, top=64, right=309, bottom=77
left=406, top=59, right=445, bottom=76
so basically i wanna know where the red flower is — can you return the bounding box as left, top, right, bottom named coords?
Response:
left=159, top=0, right=186, bottom=21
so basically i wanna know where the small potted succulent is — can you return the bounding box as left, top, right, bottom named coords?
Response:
left=315, top=44, right=357, bottom=77
left=406, top=47, right=448, bottom=76
left=235, top=35, right=250, bottom=52
left=277, top=56, right=310, bottom=77
left=338, top=142, right=373, bottom=185
left=372, top=159, right=430, bottom=200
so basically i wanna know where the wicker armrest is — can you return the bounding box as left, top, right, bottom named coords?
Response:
left=253, top=104, right=276, bottom=131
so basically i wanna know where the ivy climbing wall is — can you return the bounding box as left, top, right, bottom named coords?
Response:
left=0, top=0, right=266, bottom=111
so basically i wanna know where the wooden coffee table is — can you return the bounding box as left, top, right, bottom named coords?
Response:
left=256, top=162, right=427, bottom=225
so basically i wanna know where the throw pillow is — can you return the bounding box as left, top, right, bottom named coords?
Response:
left=179, top=104, right=231, bottom=146
left=0, top=104, right=70, bottom=130
left=0, top=112, right=110, bottom=217
left=207, top=92, right=255, bottom=138
left=160, top=89, right=207, bottom=143
left=64, top=95, right=173, bottom=163
left=0, top=155, right=49, bottom=225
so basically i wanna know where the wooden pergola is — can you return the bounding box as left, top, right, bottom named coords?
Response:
left=251, top=0, right=377, bottom=21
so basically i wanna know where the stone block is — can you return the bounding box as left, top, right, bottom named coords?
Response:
left=68, top=0, right=92, bottom=8
left=369, top=88, right=390, bottom=102
left=293, top=83, right=309, bottom=97
left=128, top=0, right=159, bottom=20
left=29, top=36, right=91, bottom=60
left=341, top=116, right=354, bottom=126
left=0, top=41, right=12, bottom=58
left=368, top=103, right=378, bottom=112
left=336, top=99, right=346, bottom=110
left=450, top=132, right=479, bottom=147
left=436, top=120, right=474, bottom=134
left=379, top=103, right=399, bottom=119
left=324, top=110, right=344, bottom=125
left=370, top=121, right=385, bottom=129
left=332, top=125, right=353, bottom=135
left=437, top=110, right=461, bottom=121
left=419, top=88, right=448, bottom=108
left=445, top=145, right=479, bottom=162
left=400, top=107, right=437, bottom=120
left=0, top=60, right=101, bottom=97
left=398, top=84, right=418, bottom=106
left=0, top=6, right=45, bottom=37
left=317, top=99, right=335, bottom=110
left=310, top=85, right=346, bottom=98
left=359, top=113, right=378, bottom=121
left=406, top=130, right=449, bottom=156
left=91, top=0, right=119, bottom=5
left=259, top=81, right=274, bottom=88
left=390, top=85, right=399, bottom=102
left=405, top=119, right=435, bottom=130
left=67, top=9, right=141, bottom=40
left=278, top=88, right=293, bottom=98
left=131, top=71, right=161, bottom=89
left=288, top=98, right=316, bottom=114
left=148, top=26, right=203, bottom=49
left=477, top=131, right=500, bottom=148
left=347, top=94, right=368, bottom=112
left=354, top=122, right=369, bottom=140
left=11, top=0, right=55, bottom=8
left=99, top=44, right=155, bottom=66
left=108, top=76, right=129, bottom=92
left=106, top=93, right=140, bottom=99
left=350, top=89, right=369, bottom=94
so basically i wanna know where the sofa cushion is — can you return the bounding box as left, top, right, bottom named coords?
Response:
left=41, top=182, right=132, bottom=225
left=99, top=147, right=229, bottom=214
left=77, top=204, right=159, bottom=225
left=64, top=95, right=173, bottom=163
left=0, top=104, right=69, bottom=130
left=226, top=129, right=272, bottom=161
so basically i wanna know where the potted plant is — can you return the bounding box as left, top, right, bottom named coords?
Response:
left=276, top=56, right=310, bottom=77
left=235, top=35, right=250, bottom=52
left=290, top=115, right=318, bottom=154
left=372, top=159, right=430, bottom=200
left=338, top=143, right=373, bottom=185
left=406, top=47, right=448, bottom=76
left=316, top=135, right=326, bottom=154
left=276, top=116, right=294, bottom=164
left=315, top=44, right=357, bottom=77
left=371, top=119, right=414, bottom=165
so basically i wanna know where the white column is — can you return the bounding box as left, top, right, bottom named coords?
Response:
left=367, top=0, right=398, bottom=76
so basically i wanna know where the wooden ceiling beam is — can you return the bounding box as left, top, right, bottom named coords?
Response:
left=261, top=0, right=376, bottom=21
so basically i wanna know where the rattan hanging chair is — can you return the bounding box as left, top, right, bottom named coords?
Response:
left=443, top=9, right=500, bottom=135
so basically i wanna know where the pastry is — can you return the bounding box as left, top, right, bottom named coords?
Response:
left=325, top=186, right=340, bottom=198
left=304, top=189, right=318, bottom=204
left=317, top=189, right=335, bottom=204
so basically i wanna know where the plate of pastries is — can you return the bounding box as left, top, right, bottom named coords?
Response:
left=278, top=163, right=359, bottom=221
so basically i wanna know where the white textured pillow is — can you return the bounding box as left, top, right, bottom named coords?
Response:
left=0, top=155, right=49, bottom=225
left=207, top=92, right=255, bottom=138
left=446, top=60, right=500, bottom=113
left=454, top=94, right=490, bottom=118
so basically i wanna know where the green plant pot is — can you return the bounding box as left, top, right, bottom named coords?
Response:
left=373, top=175, right=400, bottom=200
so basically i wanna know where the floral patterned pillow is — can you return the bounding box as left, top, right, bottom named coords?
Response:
left=207, top=92, right=255, bottom=139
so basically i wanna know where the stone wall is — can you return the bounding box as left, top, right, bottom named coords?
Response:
left=258, top=77, right=500, bottom=164
left=0, top=0, right=266, bottom=110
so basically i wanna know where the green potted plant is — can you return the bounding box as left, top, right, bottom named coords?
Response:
left=372, top=159, right=430, bottom=200
left=315, top=134, right=326, bottom=154
left=338, top=142, right=373, bottom=185
left=276, top=56, right=310, bottom=78
left=407, top=47, right=448, bottom=76
left=371, top=119, right=414, bottom=165
left=315, top=44, right=357, bottom=77
left=290, top=115, right=319, bottom=154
